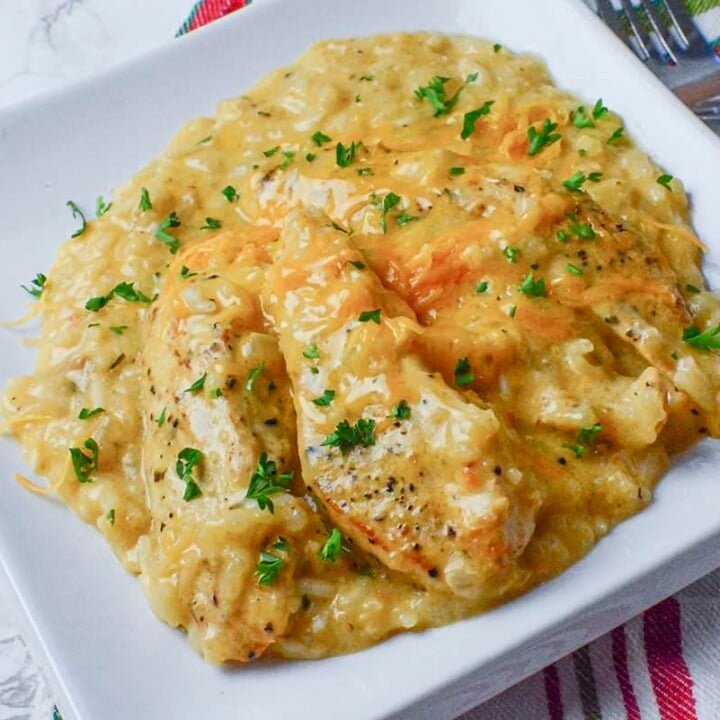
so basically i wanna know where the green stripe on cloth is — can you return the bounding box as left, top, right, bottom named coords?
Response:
left=176, top=0, right=204, bottom=36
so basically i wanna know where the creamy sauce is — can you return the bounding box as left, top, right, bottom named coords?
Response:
left=4, top=33, right=720, bottom=664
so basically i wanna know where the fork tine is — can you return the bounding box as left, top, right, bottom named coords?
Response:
left=639, top=0, right=678, bottom=63
left=619, top=0, right=653, bottom=60
left=659, top=0, right=708, bottom=55
left=597, top=0, right=641, bottom=55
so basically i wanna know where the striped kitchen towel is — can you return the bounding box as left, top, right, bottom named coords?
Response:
left=176, top=2, right=720, bottom=719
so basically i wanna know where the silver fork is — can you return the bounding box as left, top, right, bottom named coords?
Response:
left=596, top=0, right=720, bottom=124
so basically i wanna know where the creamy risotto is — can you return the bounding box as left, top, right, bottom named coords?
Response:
left=4, top=33, right=720, bottom=664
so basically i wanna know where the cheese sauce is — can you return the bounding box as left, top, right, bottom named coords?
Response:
left=4, top=33, right=720, bottom=663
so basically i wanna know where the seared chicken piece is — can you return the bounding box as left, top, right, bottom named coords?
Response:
left=138, top=230, right=309, bottom=663
left=263, top=212, right=539, bottom=599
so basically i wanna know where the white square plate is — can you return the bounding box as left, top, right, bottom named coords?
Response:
left=1, top=1, right=719, bottom=718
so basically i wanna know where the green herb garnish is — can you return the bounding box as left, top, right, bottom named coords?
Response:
left=518, top=271, right=546, bottom=297
left=139, top=187, right=152, bottom=212
left=311, top=131, right=332, bottom=146
left=657, top=174, right=673, bottom=190
left=246, top=453, right=293, bottom=513
left=336, top=141, right=358, bottom=168
left=682, top=324, right=720, bottom=350
left=78, top=407, right=104, bottom=420
left=21, top=273, right=46, bottom=299
left=66, top=201, right=87, bottom=237
left=222, top=185, right=238, bottom=202
left=313, top=389, right=336, bottom=407
left=320, top=528, right=343, bottom=562
left=461, top=101, right=494, bottom=139
left=155, top=211, right=181, bottom=254
left=454, top=357, right=474, bottom=386
left=358, top=309, right=381, bottom=324
left=69, top=438, right=99, bottom=483
left=321, top=418, right=376, bottom=451
left=527, top=119, right=561, bottom=156
left=389, top=400, right=411, bottom=420
left=185, top=373, right=207, bottom=394
left=201, top=217, right=222, bottom=230
left=176, top=447, right=203, bottom=501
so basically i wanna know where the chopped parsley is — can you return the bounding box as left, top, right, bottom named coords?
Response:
left=279, top=150, right=296, bottom=170
left=256, top=547, right=288, bottom=586
left=566, top=263, right=583, bottom=277
left=110, top=325, right=128, bottom=335
left=493, top=43, right=502, bottom=52
left=95, top=196, right=112, bottom=217
left=66, top=200, right=87, bottom=238
left=155, top=211, right=181, bottom=254
left=21, top=273, right=46, bottom=299
left=320, top=528, right=343, bottom=562
left=389, top=399, right=411, bottom=420
left=476, top=281, right=489, bottom=294
left=303, top=344, right=320, bottom=360
left=106, top=508, right=115, bottom=526
left=180, top=265, right=197, bottom=279
left=508, top=305, right=517, bottom=318
left=311, top=131, right=332, bottom=146
left=415, top=75, right=466, bottom=117
left=449, top=166, right=466, bottom=176
left=357, top=167, right=373, bottom=176
left=571, top=106, right=594, bottom=129
left=263, top=146, right=280, bottom=157
left=593, top=99, right=609, bottom=119
left=305, top=152, right=317, bottom=162
left=657, top=174, right=673, bottom=190
left=527, top=119, right=561, bottom=156
left=201, top=217, right=222, bottom=230
left=246, top=362, right=265, bottom=392
left=358, top=309, right=381, bottom=324
left=454, top=357, right=474, bottom=386
left=461, top=101, right=495, bottom=140
left=313, top=389, right=336, bottom=407
left=348, top=260, right=366, bottom=270
left=556, top=230, right=569, bottom=243
left=570, top=221, right=596, bottom=240
left=210, top=387, right=223, bottom=398
left=321, top=418, right=376, bottom=451
left=336, top=141, right=358, bottom=168
left=139, top=187, right=152, bottom=212
left=518, top=271, right=546, bottom=297
left=686, top=284, right=702, bottom=294
left=176, top=447, right=203, bottom=501
left=607, top=126, right=624, bottom=144
left=563, top=171, right=587, bottom=192
left=246, top=453, right=293, bottom=513
left=380, top=192, right=401, bottom=233
left=503, top=246, right=520, bottom=263
left=222, top=185, right=238, bottom=202
left=682, top=324, right=720, bottom=350
left=396, top=213, right=418, bottom=226
left=85, top=282, right=152, bottom=312
left=156, top=407, right=167, bottom=427
left=562, top=442, right=585, bottom=459
left=69, top=438, right=99, bottom=483
left=78, top=407, right=104, bottom=420
left=185, top=373, right=207, bottom=394
left=577, top=423, right=602, bottom=444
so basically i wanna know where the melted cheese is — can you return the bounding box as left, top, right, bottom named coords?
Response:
left=4, top=33, right=720, bottom=664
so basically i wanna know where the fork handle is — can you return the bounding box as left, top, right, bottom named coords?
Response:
left=675, top=70, right=720, bottom=107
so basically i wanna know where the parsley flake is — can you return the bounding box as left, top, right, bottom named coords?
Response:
left=493, top=43, right=502, bottom=53
left=246, top=361, right=265, bottom=392
left=503, top=246, right=520, bottom=263
left=110, top=325, right=127, bottom=335
left=155, top=211, right=181, bottom=254
left=566, top=263, right=583, bottom=277
left=454, top=357, right=474, bottom=386
left=222, top=185, right=238, bottom=202
left=683, top=324, right=720, bottom=351
left=389, top=400, right=411, bottom=420
left=156, top=407, right=167, bottom=427
left=571, top=106, right=594, bottom=129
left=311, top=131, right=332, bottom=146
left=593, top=99, right=609, bottom=119
left=69, top=438, right=99, bottom=483
left=461, top=101, right=494, bottom=139
left=527, top=119, right=561, bottom=156
left=106, top=508, right=115, bottom=526
left=518, top=271, right=546, bottom=297
left=139, top=187, right=152, bottom=212
left=686, top=284, right=702, bottom=294
left=66, top=200, right=86, bottom=237
left=85, top=282, right=152, bottom=312
left=380, top=192, right=401, bottom=233
left=415, top=75, right=466, bottom=117
left=313, top=389, right=336, bottom=407
left=201, top=217, right=222, bottom=230
left=78, top=407, right=104, bottom=420
left=185, top=373, right=207, bottom=394
left=180, top=265, right=197, bottom=279
left=358, top=309, right=381, bottom=324
left=263, top=146, right=280, bottom=157
left=336, top=141, right=358, bottom=168
left=21, top=273, right=46, bottom=300
left=176, top=447, right=203, bottom=501
left=607, top=126, right=624, bottom=144
left=279, top=151, right=296, bottom=170
left=476, top=281, right=489, bottom=294
left=306, top=152, right=317, bottom=162
left=95, top=196, right=112, bottom=217
left=348, top=260, right=366, bottom=270
left=577, top=423, right=602, bottom=444
left=256, top=549, right=287, bottom=586
left=321, top=418, right=376, bottom=451
left=303, top=344, right=320, bottom=360
left=449, top=166, right=466, bottom=176
left=320, top=528, right=343, bottom=562
left=396, top=213, right=418, bottom=226
left=570, top=221, right=596, bottom=239
left=563, top=171, right=587, bottom=192
left=246, top=453, right=293, bottom=513
left=657, top=174, right=673, bottom=190
left=588, top=172, right=603, bottom=182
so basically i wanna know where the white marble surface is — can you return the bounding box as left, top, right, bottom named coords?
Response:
left=0, top=3, right=198, bottom=717
left=0, top=2, right=718, bottom=719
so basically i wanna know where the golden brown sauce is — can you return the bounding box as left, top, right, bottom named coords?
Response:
left=4, top=33, right=720, bottom=664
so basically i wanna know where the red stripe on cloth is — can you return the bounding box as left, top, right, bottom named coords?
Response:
left=611, top=627, right=640, bottom=720
left=188, top=0, right=248, bottom=32
left=643, top=597, right=698, bottom=720
left=543, top=665, right=564, bottom=720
